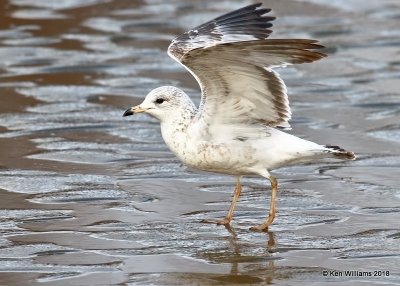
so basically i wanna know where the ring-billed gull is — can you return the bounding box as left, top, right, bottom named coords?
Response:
left=123, top=3, right=355, bottom=231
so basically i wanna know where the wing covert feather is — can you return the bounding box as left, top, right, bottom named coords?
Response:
left=167, top=3, right=326, bottom=137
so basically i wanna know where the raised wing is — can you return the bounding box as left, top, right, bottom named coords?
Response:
left=167, top=3, right=326, bottom=138
left=168, top=3, right=275, bottom=61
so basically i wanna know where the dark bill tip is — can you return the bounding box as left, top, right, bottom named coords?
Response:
left=123, top=108, right=134, bottom=117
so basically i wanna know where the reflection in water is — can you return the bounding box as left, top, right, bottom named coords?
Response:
left=196, top=228, right=277, bottom=284
left=0, top=0, right=400, bottom=285
left=229, top=230, right=276, bottom=278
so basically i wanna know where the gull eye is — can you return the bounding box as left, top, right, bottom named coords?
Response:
left=155, top=98, right=165, bottom=104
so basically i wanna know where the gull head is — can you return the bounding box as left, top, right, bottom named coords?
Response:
left=123, top=86, right=196, bottom=122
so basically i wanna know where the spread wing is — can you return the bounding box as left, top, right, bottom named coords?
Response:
left=168, top=3, right=326, bottom=138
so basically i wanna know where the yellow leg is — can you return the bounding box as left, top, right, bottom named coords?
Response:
left=250, top=175, right=277, bottom=232
left=202, top=177, right=242, bottom=226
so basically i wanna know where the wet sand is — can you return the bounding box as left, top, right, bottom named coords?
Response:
left=0, top=0, right=399, bottom=285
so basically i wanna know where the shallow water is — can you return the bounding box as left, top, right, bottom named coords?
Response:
left=0, top=0, right=399, bottom=285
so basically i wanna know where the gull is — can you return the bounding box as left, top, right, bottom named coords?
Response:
left=123, top=3, right=355, bottom=231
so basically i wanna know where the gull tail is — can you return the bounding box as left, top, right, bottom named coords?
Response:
left=324, top=145, right=356, bottom=160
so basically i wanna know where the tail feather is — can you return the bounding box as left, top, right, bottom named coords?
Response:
left=324, top=144, right=356, bottom=160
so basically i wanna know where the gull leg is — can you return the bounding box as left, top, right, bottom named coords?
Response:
left=202, top=177, right=242, bottom=226
left=250, top=175, right=277, bottom=232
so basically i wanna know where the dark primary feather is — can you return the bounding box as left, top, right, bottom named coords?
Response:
left=210, top=3, right=271, bottom=23
left=168, top=3, right=275, bottom=60
left=189, top=3, right=274, bottom=37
